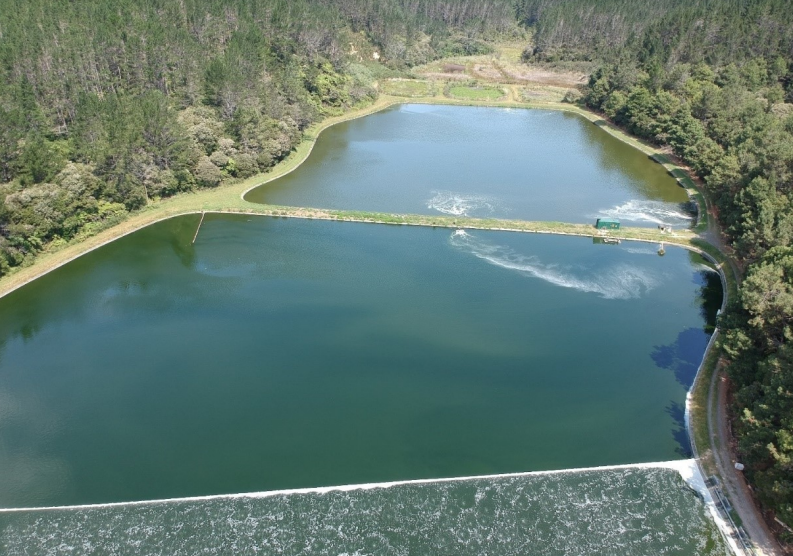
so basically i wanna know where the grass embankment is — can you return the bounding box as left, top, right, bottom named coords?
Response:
left=687, top=239, right=738, bottom=474
left=447, top=84, right=506, bottom=101
left=519, top=84, right=570, bottom=102
left=0, top=197, right=694, bottom=301
left=686, top=237, right=739, bottom=483
left=380, top=78, right=434, bottom=97
left=199, top=206, right=695, bottom=245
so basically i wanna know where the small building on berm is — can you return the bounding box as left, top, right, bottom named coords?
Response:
left=595, top=218, right=621, bottom=230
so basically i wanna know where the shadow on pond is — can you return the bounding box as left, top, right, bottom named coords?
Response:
left=695, top=267, right=722, bottom=334
left=653, top=266, right=722, bottom=456
left=651, top=327, right=710, bottom=388
left=650, top=266, right=722, bottom=388
left=166, top=213, right=200, bottom=269
left=666, top=400, right=692, bottom=457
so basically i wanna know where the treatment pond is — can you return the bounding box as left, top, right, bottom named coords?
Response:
left=0, top=104, right=726, bottom=554
left=245, top=104, right=694, bottom=228
left=0, top=215, right=721, bottom=508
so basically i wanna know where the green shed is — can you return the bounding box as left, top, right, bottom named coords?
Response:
left=595, top=218, right=621, bottom=230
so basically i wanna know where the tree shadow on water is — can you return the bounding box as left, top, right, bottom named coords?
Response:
left=694, top=268, right=723, bottom=334
left=651, top=327, right=710, bottom=388
left=666, top=400, right=692, bottom=457
left=167, top=214, right=200, bottom=269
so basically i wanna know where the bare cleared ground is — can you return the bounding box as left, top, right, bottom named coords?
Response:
left=502, top=65, right=587, bottom=87
left=520, top=84, right=571, bottom=103
left=415, top=56, right=585, bottom=90
left=417, top=72, right=469, bottom=81
left=472, top=63, right=504, bottom=80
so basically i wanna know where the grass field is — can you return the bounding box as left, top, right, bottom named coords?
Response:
left=447, top=85, right=505, bottom=101
left=520, top=84, right=570, bottom=102
left=380, top=78, right=434, bottom=97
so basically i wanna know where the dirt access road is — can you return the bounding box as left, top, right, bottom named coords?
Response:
left=709, top=368, right=786, bottom=555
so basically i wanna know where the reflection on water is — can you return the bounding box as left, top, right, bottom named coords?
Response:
left=650, top=265, right=722, bottom=389
left=245, top=105, right=691, bottom=227
left=166, top=213, right=200, bottom=269
left=652, top=328, right=712, bottom=388
left=0, top=216, right=718, bottom=508
left=649, top=262, right=722, bottom=456
left=666, top=401, right=692, bottom=457
left=694, top=266, right=723, bottom=333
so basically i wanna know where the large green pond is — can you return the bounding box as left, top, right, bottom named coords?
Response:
left=0, top=105, right=729, bottom=554
left=245, top=105, right=694, bottom=227
left=0, top=215, right=720, bottom=508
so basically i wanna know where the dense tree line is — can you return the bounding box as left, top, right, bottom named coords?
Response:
left=0, top=0, right=516, bottom=273
left=519, top=0, right=793, bottom=67
left=523, top=0, right=793, bottom=535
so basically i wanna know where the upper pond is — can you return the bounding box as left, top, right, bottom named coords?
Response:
left=0, top=215, right=720, bottom=508
left=245, top=104, right=694, bottom=227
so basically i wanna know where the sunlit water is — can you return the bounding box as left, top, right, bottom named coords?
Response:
left=0, top=105, right=727, bottom=552
left=0, top=216, right=720, bottom=509
left=245, top=105, right=694, bottom=227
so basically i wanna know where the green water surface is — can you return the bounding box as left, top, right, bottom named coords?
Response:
left=0, top=215, right=720, bottom=507
left=245, top=105, right=693, bottom=227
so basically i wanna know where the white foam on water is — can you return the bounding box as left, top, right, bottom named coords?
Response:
left=427, top=191, right=502, bottom=217
left=450, top=230, right=657, bottom=299
left=621, top=245, right=660, bottom=256
left=0, top=460, right=700, bottom=514
left=676, top=456, right=745, bottom=556
left=595, top=199, right=694, bottom=227
left=2, top=461, right=730, bottom=556
left=693, top=262, right=719, bottom=274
